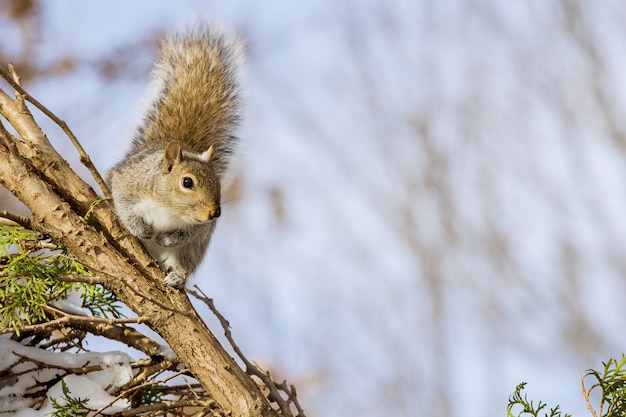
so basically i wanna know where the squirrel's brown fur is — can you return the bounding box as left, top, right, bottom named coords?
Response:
left=132, top=26, right=243, bottom=179
left=106, top=24, right=244, bottom=288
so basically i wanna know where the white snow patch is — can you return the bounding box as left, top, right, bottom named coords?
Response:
left=0, top=337, right=133, bottom=415
left=38, top=374, right=130, bottom=415
left=155, top=344, right=177, bottom=360
left=49, top=292, right=90, bottom=316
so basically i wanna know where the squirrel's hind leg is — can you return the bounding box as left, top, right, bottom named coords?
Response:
left=150, top=245, right=189, bottom=288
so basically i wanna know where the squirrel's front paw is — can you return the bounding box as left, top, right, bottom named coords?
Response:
left=137, top=227, right=153, bottom=240
left=126, top=217, right=153, bottom=239
left=156, top=231, right=182, bottom=247
left=163, top=271, right=186, bottom=289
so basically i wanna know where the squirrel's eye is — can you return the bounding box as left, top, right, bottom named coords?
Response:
left=182, top=177, right=194, bottom=189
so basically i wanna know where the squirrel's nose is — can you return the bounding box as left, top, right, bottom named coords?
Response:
left=208, top=206, right=221, bottom=220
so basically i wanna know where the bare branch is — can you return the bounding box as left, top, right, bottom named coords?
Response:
left=93, top=368, right=194, bottom=417
left=0, top=306, right=150, bottom=336
left=0, top=210, right=31, bottom=228
left=578, top=369, right=599, bottom=417
left=191, top=286, right=306, bottom=417
left=73, top=319, right=164, bottom=358
left=0, top=64, right=111, bottom=198
left=114, top=358, right=181, bottom=395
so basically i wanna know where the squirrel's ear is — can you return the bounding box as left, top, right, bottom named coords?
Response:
left=163, top=141, right=183, bottom=173
left=200, top=145, right=214, bottom=162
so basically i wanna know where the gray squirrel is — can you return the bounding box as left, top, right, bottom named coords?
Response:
left=106, top=24, right=243, bottom=288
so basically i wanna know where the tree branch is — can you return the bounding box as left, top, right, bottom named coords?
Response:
left=54, top=273, right=106, bottom=285
left=0, top=78, right=154, bottom=278
left=578, top=369, right=599, bottom=417
left=0, top=69, right=280, bottom=416
left=72, top=319, right=164, bottom=358
left=92, top=368, right=194, bottom=417
left=191, top=287, right=305, bottom=417
left=117, top=399, right=218, bottom=417
left=113, top=358, right=181, bottom=395
left=0, top=64, right=111, bottom=198
left=0, top=210, right=32, bottom=228
left=0, top=308, right=149, bottom=336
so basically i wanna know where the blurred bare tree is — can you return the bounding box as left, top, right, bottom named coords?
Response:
left=242, top=1, right=626, bottom=415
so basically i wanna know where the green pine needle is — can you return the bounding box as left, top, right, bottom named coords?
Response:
left=0, top=226, right=123, bottom=335
left=47, top=379, right=90, bottom=417
left=508, top=355, right=626, bottom=417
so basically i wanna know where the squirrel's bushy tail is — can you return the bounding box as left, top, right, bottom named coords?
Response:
left=134, top=24, right=244, bottom=178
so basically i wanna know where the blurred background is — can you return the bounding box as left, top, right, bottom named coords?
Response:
left=2, top=0, right=626, bottom=416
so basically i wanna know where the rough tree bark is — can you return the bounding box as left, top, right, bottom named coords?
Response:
left=0, top=69, right=281, bottom=416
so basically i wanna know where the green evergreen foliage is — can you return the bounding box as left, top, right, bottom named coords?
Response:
left=138, top=383, right=164, bottom=407
left=79, top=282, right=124, bottom=318
left=584, top=355, right=626, bottom=417
left=0, top=225, right=122, bottom=334
left=507, top=382, right=570, bottom=417
left=47, top=379, right=90, bottom=417
left=508, top=355, right=626, bottom=417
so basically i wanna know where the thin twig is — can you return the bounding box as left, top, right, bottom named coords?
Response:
left=0, top=306, right=150, bottom=336
left=84, top=197, right=105, bottom=222
left=92, top=368, right=195, bottom=417
left=190, top=286, right=306, bottom=417
left=13, top=350, right=130, bottom=380
left=7, top=64, right=27, bottom=112
left=113, top=358, right=180, bottom=395
left=13, top=353, right=154, bottom=392
left=7, top=63, right=21, bottom=87
left=0, top=64, right=111, bottom=199
left=0, top=211, right=31, bottom=228
left=578, top=369, right=599, bottom=417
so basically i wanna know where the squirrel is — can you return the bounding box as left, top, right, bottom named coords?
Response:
left=106, top=24, right=243, bottom=289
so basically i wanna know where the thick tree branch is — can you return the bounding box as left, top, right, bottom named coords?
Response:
left=0, top=72, right=280, bottom=416
left=0, top=82, right=157, bottom=280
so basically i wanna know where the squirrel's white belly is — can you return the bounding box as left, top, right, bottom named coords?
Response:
left=141, top=238, right=183, bottom=272
left=132, top=199, right=194, bottom=274
left=133, top=199, right=189, bottom=231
